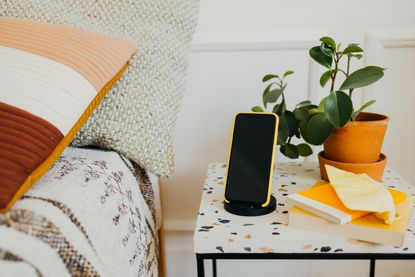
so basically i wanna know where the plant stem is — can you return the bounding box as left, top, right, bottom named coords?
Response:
left=330, top=72, right=335, bottom=92
left=330, top=53, right=339, bottom=92
left=337, top=69, right=348, bottom=76
left=281, top=98, right=286, bottom=113
left=346, top=55, right=354, bottom=98
left=346, top=55, right=351, bottom=76
left=280, top=80, right=286, bottom=103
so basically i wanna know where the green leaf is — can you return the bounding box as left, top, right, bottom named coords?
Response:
left=340, top=66, right=385, bottom=90
left=279, top=111, right=298, bottom=137
left=318, top=96, right=328, bottom=112
left=283, top=70, right=294, bottom=78
left=343, top=44, right=363, bottom=54
left=353, top=54, right=363, bottom=60
left=277, top=127, right=289, bottom=145
left=278, top=112, right=289, bottom=144
left=308, top=108, right=320, bottom=116
left=263, top=89, right=283, bottom=105
left=305, top=113, right=334, bottom=145
left=263, top=74, right=279, bottom=82
left=280, top=143, right=299, bottom=159
left=320, top=37, right=337, bottom=50
left=309, top=46, right=332, bottom=69
left=320, top=42, right=334, bottom=57
left=320, top=70, right=332, bottom=87
left=294, top=128, right=301, bottom=138
left=297, top=143, right=313, bottom=157
left=286, top=111, right=298, bottom=136
left=294, top=107, right=310, bottom=122
left=324, top=91, right=353, bottom=127
left=262, top=83, right=273, bottom=108
left=272, top=103, right=282, bottom=115
left=299, top=121, right=310, bottom=142
left=280, top=101, right=287, bottom=113
left=353, top=99, right=376, bottom=116
left=251, top=106, right=264, bottom=112
left=296, top=100, right=312, bottom=108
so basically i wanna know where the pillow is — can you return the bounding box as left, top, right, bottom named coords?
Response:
left=0, top=0, right=200, bottom=177
left=0, top=18, right=137, bottom=211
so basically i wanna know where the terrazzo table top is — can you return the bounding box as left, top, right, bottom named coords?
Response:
left=193, top=162, right=415, bottom=254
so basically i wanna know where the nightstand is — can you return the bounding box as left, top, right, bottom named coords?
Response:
left=193, top=162, right=415, bottom=277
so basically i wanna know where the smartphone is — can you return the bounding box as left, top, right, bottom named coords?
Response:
left=224, top=112, right=279, bottom=207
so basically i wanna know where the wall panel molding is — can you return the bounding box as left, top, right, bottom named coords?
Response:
left=190, top=31, right=326, bottom=103
left=191, top=32, right=323, bottom=52
left=372, top=31, right=415, bottom=49
left=363, top=31, right=415, bottom=103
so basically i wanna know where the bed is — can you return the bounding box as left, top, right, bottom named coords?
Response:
left=0, top=147, right=162, bottom=277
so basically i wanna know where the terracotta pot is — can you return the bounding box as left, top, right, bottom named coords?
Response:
left=323, top=112, right=389, bottom=163
left=318, top=151, right=387, bottom=182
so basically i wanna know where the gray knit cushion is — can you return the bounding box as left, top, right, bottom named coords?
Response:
left=0, top=0, right=199, bottom=177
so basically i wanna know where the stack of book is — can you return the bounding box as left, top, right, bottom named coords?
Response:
left=287, top=182, right=414, bottom=246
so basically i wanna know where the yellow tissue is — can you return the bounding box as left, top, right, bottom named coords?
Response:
left=325, top=165, right=398, bottom=224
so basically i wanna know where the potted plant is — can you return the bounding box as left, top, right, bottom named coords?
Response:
left=300, top=36, right=388, bottom=181
left=252, top=70, right=314, bottom=159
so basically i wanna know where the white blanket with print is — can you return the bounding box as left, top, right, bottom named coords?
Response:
left=0, top=147, right=159, bottom=277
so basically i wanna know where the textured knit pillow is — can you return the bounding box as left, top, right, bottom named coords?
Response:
left=0, top=18, right=137, bottom=211
left=0, top=0, right=200, bottom=177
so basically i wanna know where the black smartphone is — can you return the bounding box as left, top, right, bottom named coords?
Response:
left=224, top=113, right=278, bottom=207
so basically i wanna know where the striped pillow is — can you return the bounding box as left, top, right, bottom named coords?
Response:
left=0, top=18, right=137, bottom=212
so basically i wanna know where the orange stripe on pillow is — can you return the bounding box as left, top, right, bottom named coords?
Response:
left=0, top=18, right=137, bottom=91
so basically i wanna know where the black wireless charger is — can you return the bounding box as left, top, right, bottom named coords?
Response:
left=224, top=196, right=276, bottom=216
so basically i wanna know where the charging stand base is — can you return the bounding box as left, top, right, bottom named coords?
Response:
left=224, top=196, right=276, bottom=216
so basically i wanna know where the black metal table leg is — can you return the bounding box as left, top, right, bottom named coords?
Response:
left=195, top=253, right=415, bottom=277
left=369, top=259, right=376, bottom=277
left=212, top=258, right=217, bottom=277
left=197, top=254, right=205, bottom=277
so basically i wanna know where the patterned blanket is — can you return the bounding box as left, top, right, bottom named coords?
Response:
left=0, top=147, right=160, bottom=277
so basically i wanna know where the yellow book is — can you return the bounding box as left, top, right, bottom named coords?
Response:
left=286, top=182, right=406, bottom=224
left=288, top=194, right=414, bottom=246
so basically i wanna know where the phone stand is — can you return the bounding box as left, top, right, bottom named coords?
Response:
left=224, top=195, right=276, bottom=216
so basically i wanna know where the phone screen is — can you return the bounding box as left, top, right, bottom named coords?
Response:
left=225, top=113, right=278, bottom=206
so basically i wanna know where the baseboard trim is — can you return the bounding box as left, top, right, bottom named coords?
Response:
left=165, top=241, right=193, bottom=253
left=164, top=219, right=194, bottom=253
left=164, top=219, right=195, bottom=232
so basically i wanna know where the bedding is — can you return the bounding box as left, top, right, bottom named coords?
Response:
left=0, top=18, right=137, bottom=212
left=0, top=0, right=200, bottom=177
left=0, top=147, right=160, bottom=277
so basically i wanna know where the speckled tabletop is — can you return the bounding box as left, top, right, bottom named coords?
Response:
left=193, top=162, right=415, bottom=254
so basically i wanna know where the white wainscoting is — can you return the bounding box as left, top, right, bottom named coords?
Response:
left=190, top=32, right=326, bottom=104
left=162, top=1, right=415, bottom=275
left=363, top=32, right=415, bottom=184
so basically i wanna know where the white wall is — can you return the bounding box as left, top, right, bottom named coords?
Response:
left=162, top=0, right=415, bottom=276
